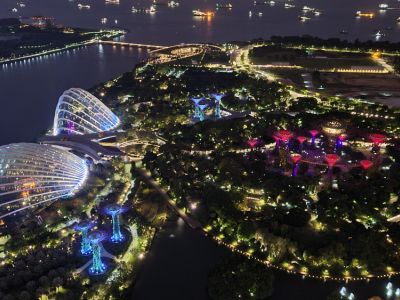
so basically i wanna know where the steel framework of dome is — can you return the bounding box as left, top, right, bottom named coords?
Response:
left=0, top=143, right=88, bottom=219
left=53, top=88, right=120, bottom=135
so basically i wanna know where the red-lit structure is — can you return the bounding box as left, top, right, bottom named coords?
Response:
left=369, top=133, right=386, bottom=146
left=291, top=153, right=302, bottom=164
left=360, top=160, right=373, bottom=170
left=325, top=154, right=340, bottom=168
left=276, top=130, right=293, bottom=143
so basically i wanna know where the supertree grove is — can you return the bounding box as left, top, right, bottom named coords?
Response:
left=74, top=219, right=94, bottom=255
left=105, top=203, right=125, bottom=243
left=88, top=231, right=106, bottom=275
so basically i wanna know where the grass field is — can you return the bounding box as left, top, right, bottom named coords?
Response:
left=250, top=46, right=378, bottom=70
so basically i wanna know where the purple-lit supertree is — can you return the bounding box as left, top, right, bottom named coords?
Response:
left=88, top=231, right=106, bottom=275
left=336, top=134, right=346, bottom=151
left=212, top=93, right=223, bottom=119
left=291, top=153, right=302, bottom=177
left=309, top=130, right=319, bottom=147
left=104, top=203, right=125, bottom=243
left=74, top=220, right=94, bottom=255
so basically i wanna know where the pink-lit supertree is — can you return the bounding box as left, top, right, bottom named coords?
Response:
left=276, top=130, right=293, bottom=167
left=309, top=130, right=319, bottom=147
left=369, top=133, right=386, bottom=152
left=247, top=138, right=259, bottom=151
left=360, top=159, right=373, bottom=170
left=325, top=154, right=340, bottom=177
left=297, top=136, right=307, bottom=151
left=277, top=130, right=293, bottom=145
left=291, top=153, right=302, bottom=176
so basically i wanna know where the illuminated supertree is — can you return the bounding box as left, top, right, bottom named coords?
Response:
left=191, top=97, right=203, bottom=119
left=276, top=130, right=293, bottom=167
left=336, top=134, right=346, bottom=151
left=297, top=136, right=307, bottom=151
left=309, top=130, right=319, bottom=147
left=360, top=159, right=373, bottom=171
left=325, top=154, right=340, bottom=178
left=74, top=220, right=94, bottom=255
left=276, top=130, right=293, bottom=146
left=291, top=153, right=302, bottom=177
left=369, top=133, right=386, bottom=152
left=212, top=93, right=223, bottom=119
left=247, top=138, right=259, bottom=151
left=105, top=203, right=124, bottom=243
left=198, top=104, right=208, bottom=121
left=88, top=231, right=106, bottom=275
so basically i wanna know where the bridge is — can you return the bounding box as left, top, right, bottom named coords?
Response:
left=38, top=131, right=123, bottom=162
left=99, top=41, right=165, bottom=50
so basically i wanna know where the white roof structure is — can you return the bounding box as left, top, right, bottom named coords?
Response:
left=53, top=88, right=120, bottom=135
left=0, top=143, right=88, bottom=219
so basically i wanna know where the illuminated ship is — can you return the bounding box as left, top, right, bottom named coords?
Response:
left=302, top=6, right=315, bottom=12
left=77, top=3, right=91, bottom=9
left=167, top=1, right=179, bottom=7
left=105, top=0, right=120, bottom=4
left=356, top=11, right=374, bottom=18
left=299, top=15, right=311, bottom=22
left=216, top=3, right=233, bottom=9
left=132, top=5, right=156, bottom=13
left=193, top=9, right=215, bottom=17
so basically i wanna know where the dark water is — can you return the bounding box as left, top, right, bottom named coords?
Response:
left=135, top=219, right=398, bottom=300
left=0, top=45, right=147, bottom=146
left=132, top=219, right=224, bottom=300
left=1, top=0, right=400, bottom=44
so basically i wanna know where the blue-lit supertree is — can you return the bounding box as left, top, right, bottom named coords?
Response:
left=198, top=104, right=208, bottom=121
left=105, top=203, right=124, bottom=243
left=212, top=93, right=223, bottom=119
left=74, top=219, right=94, bottom=255
left=88, top=231, right=106, bottom=275
left=191, top=97, right=203, bottom=119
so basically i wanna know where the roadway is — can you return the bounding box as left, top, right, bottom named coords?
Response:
left=99, top=41, right=164, bottom=50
